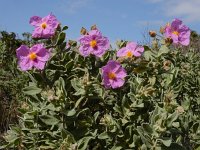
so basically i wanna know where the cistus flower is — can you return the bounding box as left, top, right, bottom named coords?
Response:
left=29, top=14, right=59, bottom=38
left=102, top=60, right=127, bottom=89
left=164, top=19, right=191, bottom=46
left=117, top=42, right=144, bottom=58
left=16, top=44, right=50, bottom=71
left=78, top=29, right=110, bottom=57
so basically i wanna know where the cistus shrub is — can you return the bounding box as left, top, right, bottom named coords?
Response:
left=0, top=31, right=30, bottom=135
left=1, top=15, right=200, bottom=150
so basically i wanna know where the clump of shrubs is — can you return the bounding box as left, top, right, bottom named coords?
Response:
left=1, top=14, right=200, bottom=150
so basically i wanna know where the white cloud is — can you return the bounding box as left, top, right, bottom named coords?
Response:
left=146, top=0, right=163, bottom=3
left=137, top=20, right=165, bottom=26
left=147, top=0, right=200, bottom=23
left=60, top=0, right=90, bottom=14
left=164, top=0, right=200, bottom=23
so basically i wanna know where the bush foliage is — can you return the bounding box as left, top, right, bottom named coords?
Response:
left=0, top=21, right=200, bottom=150
left=0, top=31, right=30, bottom=134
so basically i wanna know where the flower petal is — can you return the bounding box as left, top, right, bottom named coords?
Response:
left=30, top=16, right=42, bottom=27
left=32, top=27, right=43, bottom=38
left=19, top=57, right=33, bottom=71
left=30, top=44, right=44, bottom=53
left=111, top=78, right=125, bottom=89
left=117, top=47, right=127, bottom=57
left=89, top=30, right=102, bottom=36
left=115, top=67, right=127, bottom=78
left=43, top=14, right=59, bottom=29
left=126, top=42, right=137, bottom=50
left=33, top=60, right=46, bottom=70
left=103, top=75, right=111, bottom=89
left=107, top=60, right=121, bottom=73
left=16, top=45, right=29, bottom=59
left=37, top=49, right=50, bottom=62
left=42, top=27, right=55, bottom=38
left=133, top=47, right=144, bottom=57
left=79, top=44, right=91, bottom=57
left=171, top=18, right=182, bottom=29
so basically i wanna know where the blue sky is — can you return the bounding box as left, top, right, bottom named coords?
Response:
left=0, top=0, right=200, bottom=43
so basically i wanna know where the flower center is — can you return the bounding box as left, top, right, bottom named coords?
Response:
left=108, top=72, right=116, bottom=80
left=41, top=22, right=47, bottom=29
left=126, top=51, right=133, bottom=57
left=90, top=40, right=97, bottom=48
left=29, top=52, right=37, bottom=60
left=172, top=31, right=179, bottom=36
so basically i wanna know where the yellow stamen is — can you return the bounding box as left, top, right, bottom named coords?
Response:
left=29, top=52, right=37, bottom=60
left=41, top=22, right=47, bottom=29
left=90, top=40, right=97, bottom=48
left=126, top=51, right=133, bottom=57
left=173, top=31, right=179, bottom=36
left=108, top=72, right=116, bottom=80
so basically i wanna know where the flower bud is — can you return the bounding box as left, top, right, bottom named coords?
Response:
left=80, top=27, right=88, bottom=35
left=149, top=30, right=156, bottom=37
left=165, top=37, right=173, bottom=45
left=91, top=24, right=98, bottom=30
left=163, top=60, right=171, bottom=71
left=160, top=26, right=165, bottom=34
left=176, top=106, right=184, bottom=114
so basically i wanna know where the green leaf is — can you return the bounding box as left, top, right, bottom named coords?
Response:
left=98, top=132, right=109, bottom=139
left=195, top=146, right=200, bottom=150
left=143, top=50, right=154, bottom=61
left=77, top=136, right=94, bottom=150
left=59, top=77, right=67, bottom=96
left=142, top=123, right=153, bottom=134
left=141, top=144, right=147, bottom=150
left=182, top=97, right=190, bottom=110
left=161, top=143, right=186, bottom=150
left=27, top=71, right=37, bottom=83
left=39, top=145, right=56, bottom=149
left=110, top=146, right=123, bottom=150
left=0, top=145, right=7, bottom=149
left=137, top=127, right=152, bottom=148
left=23, top=85, right=42, bottom=95
left=75, top=97, right=84, bottom=108
left=39, top=115, right=60, bottom=126
left=161, top=138, right=172, bottom=147
left=56, top=32, right=66, bottom=45
left=158, top=45, right=170, bottom=57
left=65, top=109, right=76, bottom=116
left=94, top=111, right=100, bottom=123
left=61, top=128, right=75, bottom=143
left=166, top=112, right=179, bottom=127
left=62, top=26, right=68, bottom=31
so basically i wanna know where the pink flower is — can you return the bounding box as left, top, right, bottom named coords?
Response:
left=79, top=29, right=110, bottom=57
left=117, top=42, right=144, bottom=58
left=16, top=44, right=50, bottom=71
left=102, top=60, right=127, bottom=89
left=29, top=14, right=59, bottom=39
left=164, top=18, right=191, bottom=46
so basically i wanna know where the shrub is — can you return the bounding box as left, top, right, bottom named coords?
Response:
left=0, top=31, right=30, bottom=134
left=1, top=16, right=200, bottom=150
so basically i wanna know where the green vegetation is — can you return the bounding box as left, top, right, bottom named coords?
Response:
left=0, top=28, right=199, bottom=150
